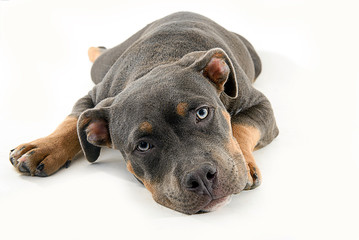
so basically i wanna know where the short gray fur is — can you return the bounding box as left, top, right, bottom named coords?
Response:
left=69, top=12, right=278, bottom=214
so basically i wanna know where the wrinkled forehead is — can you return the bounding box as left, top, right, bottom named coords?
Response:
left=119, top=89, right=212, bottom=128
left=118, top=72, right=220, bottom=118
left=109, top=76, right=221, bottom=143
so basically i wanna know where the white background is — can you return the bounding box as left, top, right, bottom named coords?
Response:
left=0, top=0, right=358, bottom=239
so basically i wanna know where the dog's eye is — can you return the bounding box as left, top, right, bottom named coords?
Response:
left=136, top=141, right=151, bottom=152
left=196, top=107, right=209, bottom=120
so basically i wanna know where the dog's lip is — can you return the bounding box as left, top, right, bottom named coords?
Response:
left=197, top=195, right=232, bottom=213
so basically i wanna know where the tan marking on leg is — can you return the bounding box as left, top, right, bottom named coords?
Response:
left=232, top=123, right=262, bottom=189
left=88, top=47, right=105, bottom=63
left=50, top=116, right=81, bottom=151
left=139, top=121, right=153, bottom=133
left=38, top=116, right=81, bottom=175
left=176, top=102, right=188, bottom=116
left=226, top=136, right=243, bottom=156
left=10, top=116, right=81, bottom=176
left=232, top=124, right=260, bottom=153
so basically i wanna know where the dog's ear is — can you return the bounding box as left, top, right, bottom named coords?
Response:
left=77, top=99, right=113, bottom=162
left=186, top=48, right=238, bottom=98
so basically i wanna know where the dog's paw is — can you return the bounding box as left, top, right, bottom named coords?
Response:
left=9, top=137, right=73, bottom=177
left=244, top=162, right=262, bottom=190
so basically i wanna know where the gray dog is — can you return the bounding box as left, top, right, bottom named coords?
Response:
left=9, top=12, right=278, bottom=214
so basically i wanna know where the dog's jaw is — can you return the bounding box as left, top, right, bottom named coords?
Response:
left=198, top=195, right=232, bottom=213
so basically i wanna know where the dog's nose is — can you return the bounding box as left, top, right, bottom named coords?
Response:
left=183, top=164, right=217, bottom=196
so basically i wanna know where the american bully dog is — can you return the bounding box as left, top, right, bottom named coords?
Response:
left=10, top=12, right=279, bottom=214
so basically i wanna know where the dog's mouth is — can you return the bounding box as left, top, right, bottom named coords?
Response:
left=196, top=195, right=232, bottom=214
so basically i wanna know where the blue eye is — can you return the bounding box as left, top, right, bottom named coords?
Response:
left=137, top=141, right=151, bottom=152
left=196, top=107, right=209, bottom=120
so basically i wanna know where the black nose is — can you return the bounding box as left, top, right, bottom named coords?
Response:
left=183, top=164, right=217, bottom=196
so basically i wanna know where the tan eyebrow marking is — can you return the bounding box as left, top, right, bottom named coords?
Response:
left=176, top=102, right=188, bottom=116
left=139, top=121, right=152, bottom=133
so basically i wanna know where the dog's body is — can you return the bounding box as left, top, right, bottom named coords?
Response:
left=10, top=12, right=278, bottom=214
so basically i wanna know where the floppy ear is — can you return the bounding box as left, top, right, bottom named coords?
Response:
left=77, top=100, right=113, bottom=162
left=189, top=48, right=238, bottom=98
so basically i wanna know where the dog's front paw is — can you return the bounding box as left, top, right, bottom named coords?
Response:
left=244, top=162, right=262, bottom=190
left=9, top=137, right=74, bottom=177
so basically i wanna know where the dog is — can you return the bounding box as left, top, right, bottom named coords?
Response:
left=9, top=12, right=278, bottom=214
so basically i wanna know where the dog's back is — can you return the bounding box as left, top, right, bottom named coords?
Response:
left=91, top=12, right=260, bottom=89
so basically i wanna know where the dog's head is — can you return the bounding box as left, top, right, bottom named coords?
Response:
left=77, top=48, right=248, bottom=214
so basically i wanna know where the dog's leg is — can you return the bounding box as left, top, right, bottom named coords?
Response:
left=231, top=124, right=262, bottom=190
left=230, top=94, right=279, bottom=190
left=10, top=93, right=96, bottom=176
left=9, top=116, right=81, bottom=176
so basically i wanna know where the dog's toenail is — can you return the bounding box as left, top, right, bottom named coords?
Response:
left=28, top=151, right=35, bottom=156
left=19, top=146, right=26, bottom=151
left=10, top=157, right=15, bottom=165
left=36, top=163, right=44, bottom=171
left=18, top=162, right=30, bottom=172
left=64, top=160, right=71, bottom=168
left=35, top=169, right=47, bottom=177
left=10, top=148, right=15, bottom=153
left=18, top=155, right=27, bottom=163
left=252, top=173, right=258, bottom=180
